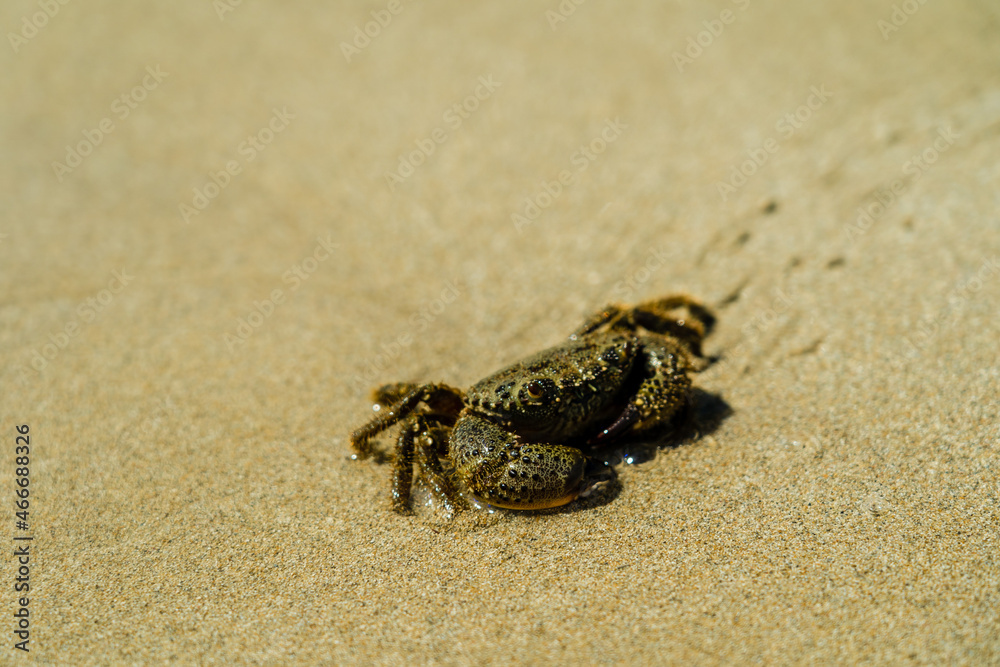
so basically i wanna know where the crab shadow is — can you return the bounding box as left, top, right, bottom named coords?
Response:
left=529, top=387, right=733, bottom=516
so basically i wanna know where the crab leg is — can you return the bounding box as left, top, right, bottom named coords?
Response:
left=569, top=305, right=625, bottom=339
left=390, top=419, right=418, bottom=514
left=350, top=383, right=464, bottom=458
left=627, top=296, right=715, bottom=361
left=627, top=336, right=693, bottom=431
left=414, top=422, right=459, bottom=515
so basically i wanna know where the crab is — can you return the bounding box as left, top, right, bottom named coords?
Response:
left=350, top=294, right=715, bottom=514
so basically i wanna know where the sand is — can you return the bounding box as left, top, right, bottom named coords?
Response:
left=3, top=0, right=999, bottom=663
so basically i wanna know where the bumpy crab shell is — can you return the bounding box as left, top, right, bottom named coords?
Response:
left=464, top=332, right=638, bottom=442
left=350, top=295, right=715, bottom=514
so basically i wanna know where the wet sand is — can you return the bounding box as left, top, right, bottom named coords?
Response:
left=2, top=0, right=998, bottom=663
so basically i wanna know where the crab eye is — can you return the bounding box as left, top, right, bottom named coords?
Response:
left=525, top=380, right=546, bottom=400
left=602, top=343, right=629, bottom=366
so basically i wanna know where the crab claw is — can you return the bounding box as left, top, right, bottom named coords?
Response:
left=467, top=443, right=587, bottom=510
left=452, top=413, right=587, bottom=510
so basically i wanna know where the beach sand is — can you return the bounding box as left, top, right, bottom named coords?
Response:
left=2, top=0, right=998, bottom=663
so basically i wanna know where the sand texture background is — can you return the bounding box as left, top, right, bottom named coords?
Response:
left=2, top=0, right=999, bottom=664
